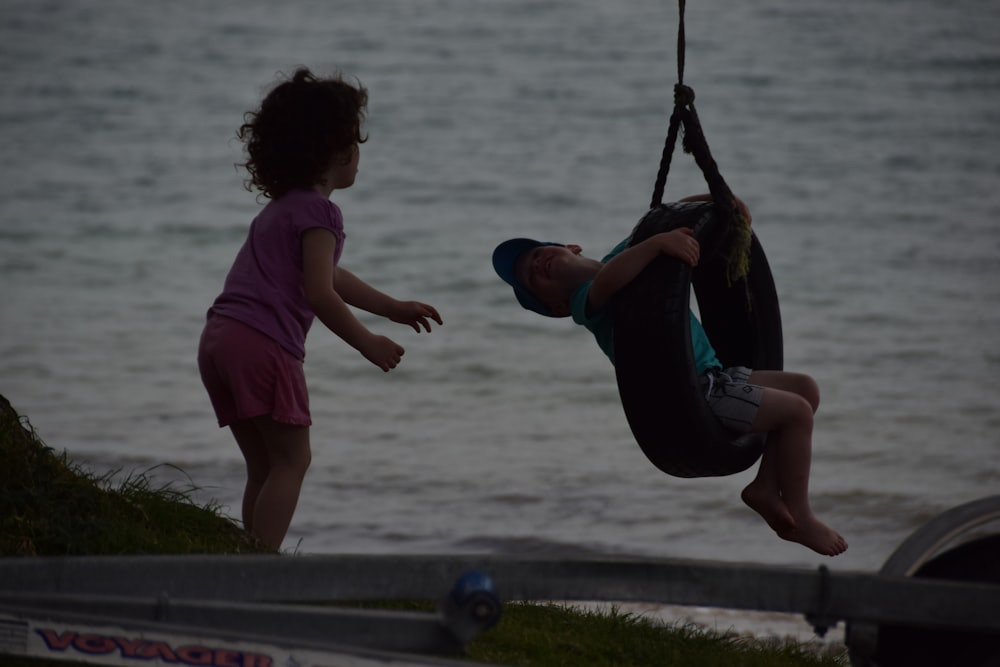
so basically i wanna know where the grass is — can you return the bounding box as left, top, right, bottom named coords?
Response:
left=0, top=394, right=265, bottom=556
left=0, top=394, right=848, bottom=666
left=357, top=600, right=847, bottom=666
left=468, top=602, right=844, bottom=666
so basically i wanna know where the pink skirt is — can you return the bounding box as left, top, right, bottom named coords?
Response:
left=198, top=314, right=311, bottom=427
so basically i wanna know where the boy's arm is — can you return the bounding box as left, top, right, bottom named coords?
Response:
left=586, top=192, right=750, bottom=310
left=679, top=193, right=752, bottom=224
left=587, top=229, right=700, bottom=311
left=677, top=193, right=712, bottom=203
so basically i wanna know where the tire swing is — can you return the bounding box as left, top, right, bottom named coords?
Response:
left=613, top=0, right=784, bottom=478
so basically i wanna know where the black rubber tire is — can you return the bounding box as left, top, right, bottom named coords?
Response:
left=613, top=202, right=783, bottom=478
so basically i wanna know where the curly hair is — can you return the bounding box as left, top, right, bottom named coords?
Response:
left=237, top=67, right=368, bottom=199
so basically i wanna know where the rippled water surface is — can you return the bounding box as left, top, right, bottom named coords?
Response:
left=2, top=0, right=999, bottom=573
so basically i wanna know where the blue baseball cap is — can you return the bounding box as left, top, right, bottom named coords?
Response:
left=492, top=238, right=564, bottom=317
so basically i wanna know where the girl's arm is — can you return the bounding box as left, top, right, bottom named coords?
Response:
left=334, top=266, right=442, bottom=333
left=587, top=228, right=700, bottom=311
left=302, top=228, right=404, bottom=371
left=331, top=266, right=393, bottom=313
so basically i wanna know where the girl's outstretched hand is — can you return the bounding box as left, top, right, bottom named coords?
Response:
left=389, top=300, right=443, bottom=333
left=360, top=334, right=405, bottom=372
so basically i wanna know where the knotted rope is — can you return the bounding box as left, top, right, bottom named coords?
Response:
left=649, top=0, right=751, bottom=285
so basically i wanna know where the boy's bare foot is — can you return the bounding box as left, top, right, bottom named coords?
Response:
left=778, top=517, right=848, bottom=557
left=741, top=483, right=796, bottom=533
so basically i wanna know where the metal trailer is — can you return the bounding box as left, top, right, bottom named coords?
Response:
left=1, top=496, right=998, bottom=667
left=0, top=569, right=505, bottom=667
left=845, top=494, right=1000, bottom=666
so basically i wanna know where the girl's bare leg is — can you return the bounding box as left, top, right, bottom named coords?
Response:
left=230, top=416, right=312, bottom=550
left=230, top=420, right=269, bottom=534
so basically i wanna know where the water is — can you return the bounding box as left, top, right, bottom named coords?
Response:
left=2, top=0, right=999, bottom=578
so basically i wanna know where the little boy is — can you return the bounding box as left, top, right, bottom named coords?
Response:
left=492, top=196, right=847, bottom=557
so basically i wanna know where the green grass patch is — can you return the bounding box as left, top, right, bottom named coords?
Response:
left=466, top=602, right=846, bottom=666
left=345, top=600, right=847, bottom=665
left=0, top=394, right=265, bottom=556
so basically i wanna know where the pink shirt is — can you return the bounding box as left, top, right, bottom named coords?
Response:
left=209, top=189, right=345, bottom=361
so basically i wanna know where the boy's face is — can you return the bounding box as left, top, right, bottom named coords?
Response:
left=514, top=244, right=600, bottom=317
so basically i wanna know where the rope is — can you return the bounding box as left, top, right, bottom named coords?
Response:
left=649, top=0, right=751, bottom=285
left=676, top=0, right=686, bottom=85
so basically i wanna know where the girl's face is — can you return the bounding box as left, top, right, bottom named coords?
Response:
left=319, top=144, right=360, bottom=193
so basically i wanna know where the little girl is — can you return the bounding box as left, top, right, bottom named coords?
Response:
left=198, top=68, right=442, bottom=550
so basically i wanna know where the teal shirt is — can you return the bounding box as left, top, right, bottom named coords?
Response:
left=569, top=238, right=721, bottom=374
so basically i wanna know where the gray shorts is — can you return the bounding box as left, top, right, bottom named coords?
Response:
left=700, top=366, right=763, bottom=433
